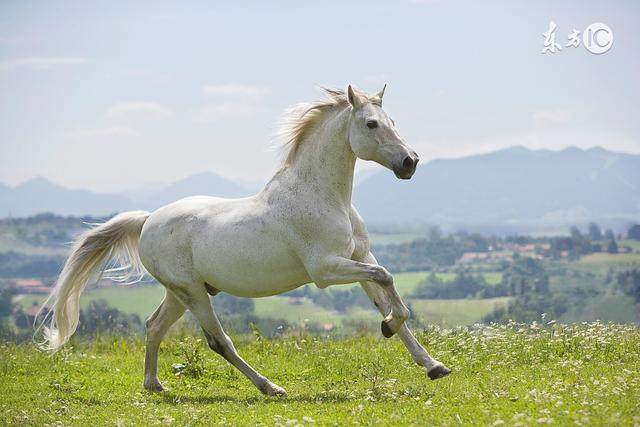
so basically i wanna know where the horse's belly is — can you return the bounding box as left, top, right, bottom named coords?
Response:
left=192, top=226, right=311, bottom=298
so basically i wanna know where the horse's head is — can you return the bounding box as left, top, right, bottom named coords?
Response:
left=346, top=85, right=419, bottom=179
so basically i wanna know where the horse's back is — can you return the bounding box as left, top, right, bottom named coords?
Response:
left=139, top=195, right=310, bottom=297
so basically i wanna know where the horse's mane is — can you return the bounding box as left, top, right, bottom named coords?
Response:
left=278, top=87, right=373, bottom=165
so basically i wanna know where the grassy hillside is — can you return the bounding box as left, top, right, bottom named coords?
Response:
left=19, top=271, right=507, bottom=328
left=410, top=297, right=510, bottom=327
left=574, top=252, right=640, bottom=274
left=1, top=323, right=638, bottom=425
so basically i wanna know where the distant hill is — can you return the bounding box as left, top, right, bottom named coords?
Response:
left=142, top=171, right=250, bottom=209
left=0, top=172, right=251, bottom=217
left=353, top=146, right=640, bottom=230
left=2, top=147, right=639, bottom=231
left=0, top=177, right=132, bottom=217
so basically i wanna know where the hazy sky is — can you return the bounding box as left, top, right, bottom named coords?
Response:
left=1, top=1, right=639, bottom=193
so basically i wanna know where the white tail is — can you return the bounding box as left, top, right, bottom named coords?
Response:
left=37, top=211, right=150, bottom=352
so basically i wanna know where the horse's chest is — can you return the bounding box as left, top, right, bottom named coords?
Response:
left=312, top=214, right=356, bottom=254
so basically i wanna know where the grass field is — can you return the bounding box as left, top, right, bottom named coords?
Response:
left=410, top=297, right=511, bottom=327
left=572, top=252, right=640, bottom=275
left=1, top=322, right=638, bottom=425
left=19, top=283, right=166, bottom=320
left=253, top=296, right=378, bottom=325
left=18, top=270, right=507, bottom=329
left=619, top=239, right=640, bottom=253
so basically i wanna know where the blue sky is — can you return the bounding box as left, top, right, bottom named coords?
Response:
left=1, top=0, right=638, bottom=192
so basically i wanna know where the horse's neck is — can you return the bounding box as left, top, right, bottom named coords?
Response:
left=272, top=108, right=355, bottom=208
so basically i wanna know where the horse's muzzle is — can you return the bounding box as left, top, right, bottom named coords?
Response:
left=393, top=155, right=419, bottom=179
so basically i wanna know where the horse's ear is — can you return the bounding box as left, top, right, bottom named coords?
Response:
left=347, top=85, right=363, bottom=108
left=375, top=84, right=386, bottom=104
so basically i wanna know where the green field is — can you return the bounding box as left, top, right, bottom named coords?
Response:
left=619, top=239, right=640, bottom=253
left=572, top=252, right=640, bottom=275
left=368, top=232, right=424, bottom=245
left=18, top=271, right=507, bottom=328
left=19, top=284, right=166, bottom=320
left=1, top=322, right=639, bottom=425
left=410, top=297, right=511, bottom=327
left=253, top=296, right=377, bottom=325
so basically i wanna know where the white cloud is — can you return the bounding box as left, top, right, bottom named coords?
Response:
left=0, top=56, right=86, bottom=73
left=106, top=101, right=174, bottom=122
left=64, top=126, right=140, bottom=141
left=532, top=108, right=575, bottom=125
left=194, top=103, right=259, bottom=122
left=195, top=83, right=270, bottom=122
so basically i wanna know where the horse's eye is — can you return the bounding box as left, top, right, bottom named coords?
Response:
left=366, top=120, right=378, bottom=129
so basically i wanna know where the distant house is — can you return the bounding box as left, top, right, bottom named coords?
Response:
left=459, top=251, right=513, bottom=264
left=460, top=252, right=489, bottom=263
left=11, top=279, right=51, bottom=294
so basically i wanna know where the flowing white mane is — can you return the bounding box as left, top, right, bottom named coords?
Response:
left=278, top=87, right=376, bottom=164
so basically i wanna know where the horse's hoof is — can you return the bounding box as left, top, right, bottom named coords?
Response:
left=260, top=382, right=287, bottom=396
left=427, top=364, right=451, bottom=380
left=143, top=381, right=166, bottom=392
left=269, top=385, right=287, bottom=397
left=381, top=320, right=395, bottom=338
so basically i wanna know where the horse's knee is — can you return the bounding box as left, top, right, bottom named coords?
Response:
left=203, top=330, right=234, bottom=358
left=397, top=305, right=410, bottom=322
left=371, top=266, right=393, bottom=287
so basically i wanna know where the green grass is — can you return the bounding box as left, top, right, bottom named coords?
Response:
left=368, top=232, right=424, bottom=245
left=1, top=322, right=639, bottom=425
left=410, top=297, right=511, bottom=327
left=560, top=293, right=637, bottom=324
left=392, top=271, right=431, bottom=295
left=572, top=252, right=640, bottom=275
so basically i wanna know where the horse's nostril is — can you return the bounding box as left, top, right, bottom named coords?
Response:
left=402, top=156, right=415, bottom=170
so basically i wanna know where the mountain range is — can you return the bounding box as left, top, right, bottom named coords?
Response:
left=354, top=146, right=640, bottom=231
left=1, top=146, right=639, bottom=231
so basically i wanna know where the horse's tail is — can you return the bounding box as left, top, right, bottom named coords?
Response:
left=37, top=210, right=150, bottom=352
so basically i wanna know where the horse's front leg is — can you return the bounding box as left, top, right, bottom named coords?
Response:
left=358, top=253, right=451, bottom=380
left=308, top=255, right=410, bottom=336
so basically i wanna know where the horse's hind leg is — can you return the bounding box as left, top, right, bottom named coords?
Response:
left=143, top=290, right=186, bottom=391
left=180, top=284, right=287, bottom=396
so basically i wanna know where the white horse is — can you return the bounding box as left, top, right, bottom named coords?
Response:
left=40, top=85, right=450, bottom=395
